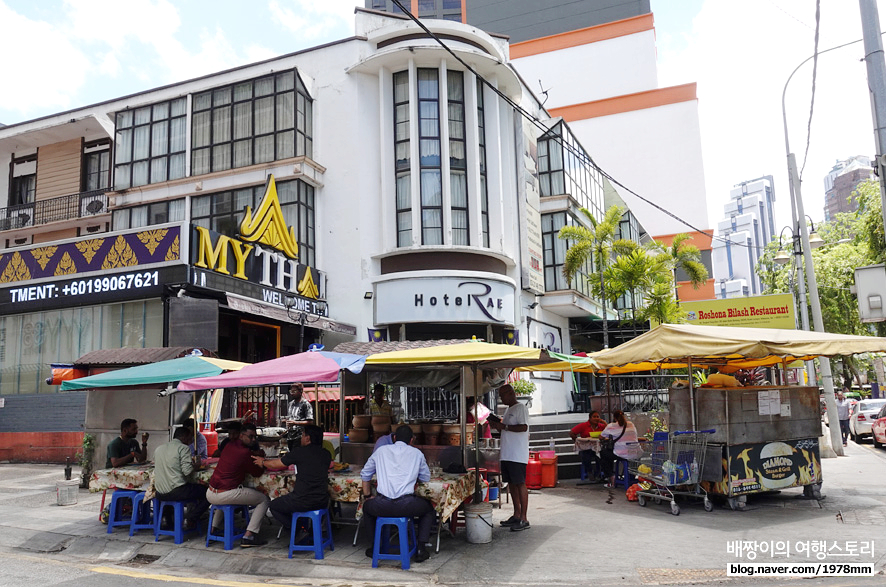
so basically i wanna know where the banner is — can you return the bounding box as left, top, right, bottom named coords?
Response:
left=681, top=293, right=795, bottom=329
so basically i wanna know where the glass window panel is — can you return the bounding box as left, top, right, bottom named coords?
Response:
left=443, top=0, right=460, bottom=8
left=192, top=148, right=210, bottom=176
left=549, top=142, right=563, bottom=170
left=194, top=92, right=211, bottom=111
left=255, top=76, right=274, bottom=97
left=396, top=173, right=411, bottom=209
left=192, top=195, right=211, bottom=218
left=277, top=180, right=296, bottom=204
left=398, top=213, right=412, bottom=247
left=134, top=107, right=151, bottom=125
left=418, top=69, right=438, bottom=98
left=114, top=165, right=130, bottom=190
left=117, top=110, right=133, bottom=128
left=422, top=210, right=443, bottom=244
left=131, top=161, right=149, bottom=187
left=296, top=133, right=305, bottom=157
left=212, top=144, right=231, bottom=171
left=420, top=170, right=442, bottom=205
left=116, top=129, right=132, bottom=163
left=276, top=92, right=294, bottom=131
left=112, top=209, right=129, bottom=231
left=148, top=202, right=168, bottom=224
left=212, top=105, right=231, bottom=143
left=234, top=82, right=252, bottom=101
left=213, top=87, right=232, bottom=105
left=192, top=111, right=211, bottom=148
left=255, top=96, right=274, bottom=135
left=254, top=135, right=274, bottom=163
left=395, top=143, right=410, bottom=170
left=394, top=72, right=409, bottom=102
left=168, top=198, right=185, bottom=221
left=449, top=141, right=465, bottom=167
left=551, top=171, right=565, bottom=195
left=130, top=205, right=148, bottom=228
left=277, top=130, right=294, bottom=159
left=420, top=140, right=440, bottom=166
left=169, top=153, right=185, bottom=180
left=233, top=102, right=252, bottom=139
left=151, top=120, right=168, bottom=156
left=171, top=97, right=186, bottom=117
left=150, top=158, right=167, bottom=182
left=152, top=102, right=169, bottom=120
left=450, top=171, right=467, bottom=206
left=233, top=189, right=252, bottom=210
left=233, top=140, right=251, bottom=168
left=170, top=117, right=186, bottom=152
left=276, top=71, right=294, bottom=91
left=305, top=100, right=312, bottom=137
left=134, top=124, right=149, bottom=160
left=447, top=72, right=464, bottom=100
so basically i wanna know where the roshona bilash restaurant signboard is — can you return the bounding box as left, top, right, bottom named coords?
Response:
left=190, top=175, right=327, bottom=316
left=680, top=293, right=795, bottom=329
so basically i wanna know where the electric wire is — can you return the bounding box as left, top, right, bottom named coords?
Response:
left=799, top=0, right=822, bottom=180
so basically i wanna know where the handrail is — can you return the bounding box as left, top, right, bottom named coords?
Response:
left=0, top=189, right=108, bottom=231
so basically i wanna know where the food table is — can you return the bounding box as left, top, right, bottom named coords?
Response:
left=573, top=436, right=601, bottom=455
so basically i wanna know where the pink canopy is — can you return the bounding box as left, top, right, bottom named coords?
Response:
left=176, top=350, right=366, bottom=391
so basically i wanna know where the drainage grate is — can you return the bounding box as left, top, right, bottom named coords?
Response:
left=121, top=554, right=161, bottom=567
left=836, top=508, right=886, bottom=525
left=637, top=568, right=728, bottom=585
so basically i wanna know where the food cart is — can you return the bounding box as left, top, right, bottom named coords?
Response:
left=589, top=323, right=886, bottom=509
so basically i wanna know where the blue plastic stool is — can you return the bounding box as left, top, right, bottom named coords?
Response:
left=614, top=459, right=635, bottom=490
left=106, top=490, right=139, bottom=534
left=206, top=504, right=250, bottom=550
left=155, top=500, right=199, bottom=544
left=372, top=517, right=417, bottom=570
left=129, top=492, right=157, bottom=536
left=288, top=509, right=334, bottom=559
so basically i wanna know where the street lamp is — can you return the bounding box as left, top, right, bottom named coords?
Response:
left=782, top=48, right=852, bottom=456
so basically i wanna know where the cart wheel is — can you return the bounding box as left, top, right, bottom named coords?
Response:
left=670, top=501, right=680, bottom=516
left=653, top=496, right=662, bottom=505
left=704, top=498, right=713, bottom=512
left=637, top=494, right=646, bottom=507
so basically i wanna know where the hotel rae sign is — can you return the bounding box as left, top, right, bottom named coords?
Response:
left=375, top=277, right=516, bottom=325
left=190, top=175, right=326, bottom=315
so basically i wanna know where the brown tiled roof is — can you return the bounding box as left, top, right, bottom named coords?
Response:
left=332, top=339, right=471, bottom=355
left=73, top=347, right=217, bottom=366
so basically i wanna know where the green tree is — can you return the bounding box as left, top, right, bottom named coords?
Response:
left=558, top=204, right=623, bottom=348
left=649, top=233, right=709, bottom=297
left=603, top=247, right=670, bottom=335
left=856, top=179, right=885, bottom=262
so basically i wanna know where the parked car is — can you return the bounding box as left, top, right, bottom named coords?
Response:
left=849, top=399, right=886, bottom=441
left=871, top=405, right=886, bottom=449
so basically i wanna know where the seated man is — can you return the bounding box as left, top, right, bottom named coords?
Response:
left=361, top=425, right=433, bottom=563
left=213, top=421, right=242, bottom=457
left=184, top=418, right=208, bottom=461
left=570, top=410, right=607, bottom=482
left=153, top=426, right=209, bottom=530
left=106, top=418, right=148, bottom=468
left=257, top=425, right=331, bottom=531
left=206, top=423, right=269, bottom=547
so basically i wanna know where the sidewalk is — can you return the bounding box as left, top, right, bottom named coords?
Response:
left=1, top=441, right=884, bottom=585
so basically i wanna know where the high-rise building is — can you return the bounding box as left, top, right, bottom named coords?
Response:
left=823, top=155, right=873, bottom=221
left=711, top=176, right=776, bottom=299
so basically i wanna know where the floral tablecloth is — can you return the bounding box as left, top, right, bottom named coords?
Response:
left=90, top=465, right=480, bottom=523
left=574, top=437, right=602, bottom=455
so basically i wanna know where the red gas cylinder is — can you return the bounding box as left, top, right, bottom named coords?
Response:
left=202, top=430, right=218, bottom=457
left=526, top=452, right=543, bottom=489
left=538, top=450, right=558, bottom=488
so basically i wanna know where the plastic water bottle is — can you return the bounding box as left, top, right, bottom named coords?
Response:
left=549, top=437, right=555, bottom=451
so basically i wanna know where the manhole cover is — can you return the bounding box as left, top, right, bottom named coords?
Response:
left=637, top=568, right=727, bottom=585
left=121, top=554, right=161, bottom=567
left=837, top=508, right=886, bottom=525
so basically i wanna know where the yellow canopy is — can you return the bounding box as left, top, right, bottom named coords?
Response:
left=366, top=341, right=555, bottom=369
left=590, top=323, right=886, bottom=373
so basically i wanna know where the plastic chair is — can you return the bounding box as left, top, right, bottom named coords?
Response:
left=106, top=490, right=138, bottom=534
left=155, top=500, right=200, bottom=544
left=129, top=492, right=157, bottom=536
left=206, top=504, right=250, bottom=550
left=614, top=459, right=635, bottom=490
left=372, top=517, right=417, bottom=570
left=288, top=509, right=334, bottom=559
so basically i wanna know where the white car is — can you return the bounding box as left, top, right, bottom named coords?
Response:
left=850, top=399, right=886, bottom=441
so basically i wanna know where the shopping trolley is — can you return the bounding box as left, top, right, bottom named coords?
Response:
left=628, top=430, right=715, bottom=515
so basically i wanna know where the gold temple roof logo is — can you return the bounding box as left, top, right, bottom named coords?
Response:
left=239, top=175, right=299, bottom=260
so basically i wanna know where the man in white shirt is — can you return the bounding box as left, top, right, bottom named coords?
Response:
left=488, top=383, right=530, bottom=531
left=361, top=425, right=433, bottom=563
left=836, top=388, right=853, bottom=446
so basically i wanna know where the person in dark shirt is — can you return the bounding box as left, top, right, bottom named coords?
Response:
left=256, top=425, right=331, bottom=531
left=106, top=418, right=148, bottom=468
left=206, top=423, right=269, bottom=547
left=213, top=421, right=242, bottom=457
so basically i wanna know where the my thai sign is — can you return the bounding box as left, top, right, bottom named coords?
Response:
left=681, top=293, right=795, bottom=329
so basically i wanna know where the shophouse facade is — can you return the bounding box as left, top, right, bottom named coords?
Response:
left=0, top=9, right=625, bottom=459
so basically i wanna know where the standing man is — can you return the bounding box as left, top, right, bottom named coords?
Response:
left=361, top=425, right=433, bottom=563
left=489, top=383, right=530, bottom=531
left=837, top=388, right=853, bottom=447
left=106, top=418, right=148, bottom=468
left=153, top=427, right=209, bottom=530
left=368, top=384, right=393, bottom=417
left=286, top=383, right=314, bottom=444
left=257, top=425, right=331, bottom=531
left=206, top=423, right=269, bottom=547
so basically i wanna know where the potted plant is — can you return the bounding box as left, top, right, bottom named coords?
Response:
left=76, top=433, right=95, bottom=489
left=511, top=378, right=536, bottom=407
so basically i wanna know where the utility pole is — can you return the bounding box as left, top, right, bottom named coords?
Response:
left=860, top=0, right=886, bottom=234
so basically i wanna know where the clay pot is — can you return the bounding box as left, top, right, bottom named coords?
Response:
left=348, top=428, right=369, bottom=443
left=443, top=424, right=461, bottom=435
left=424, top=433, right=439, bottom=446
left=408, top=423, right=422, bottom=435
left=352, top=415, right=371, bottom=428
left=445, top=432, right=461, bottom=446
left=372, top=423, right=391, bottom=436
left=422, top=423, right=443, bottom=435
left=371, top=415, right=391, bottom=427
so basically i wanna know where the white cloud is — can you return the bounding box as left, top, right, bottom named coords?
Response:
left=268, top=0, right=354, bottom=41
left=0, top=1, right=91, bottom=116
left=657, top=0, right=884, bottom=227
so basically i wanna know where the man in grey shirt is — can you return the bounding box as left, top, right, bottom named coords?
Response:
left=154, top=427, right=209, bottom=530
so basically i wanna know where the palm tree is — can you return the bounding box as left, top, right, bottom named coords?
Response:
left=604, top=247, right=670, bottom=337
left=558, top=205, right=623, bottom=348
left=650, top=233, right=708, bottom=298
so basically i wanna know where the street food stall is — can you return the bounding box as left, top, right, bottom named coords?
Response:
left=585, top=324, right=886, bottom=509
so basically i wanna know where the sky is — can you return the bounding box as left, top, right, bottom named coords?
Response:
left=1, top=0, right=884, bottom=232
